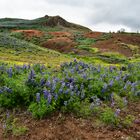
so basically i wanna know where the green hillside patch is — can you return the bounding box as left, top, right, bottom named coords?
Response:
left=0, top=33, right=73, bottom=66
left=76, top=45, right=99, bottom=53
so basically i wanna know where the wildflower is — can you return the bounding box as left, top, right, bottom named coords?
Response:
left=115, top=76, right=120, bottom=81
left=111, top=101, right=115, bottom=107
left=47, top=93, right=52, bottom=104
left=7, top=67, right=13, bottom=77
left=65, top=89, right=69, bottom=94
left=114, top=108, right=121, bottom=117
left=109, top=80, right=114, bottom=87
left=54, top=93, right=58, bottom=101
left=40, top=78, right=46, bottom=86
left=45, top=80, right=51, bottom=87
left=58, top=88, right=63, bottom=94
left=36, top=93, right=40, bottom=103
left=43, top=90, right=49, bottom=99
left=28, top=69, right=35, bottom=79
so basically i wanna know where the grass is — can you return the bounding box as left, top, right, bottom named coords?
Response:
left=76, top=45, right=99, bottom=53
left=0, top=33, right=73, bottom=67
left=98, top=52, right=128, bottom=64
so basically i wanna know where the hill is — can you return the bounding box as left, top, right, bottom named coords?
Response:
left=0, top=15, right=140, bottom=140
left=0, top=15, right=91, bottom=31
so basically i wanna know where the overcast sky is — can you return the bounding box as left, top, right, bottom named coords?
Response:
left=0, top=0, right=139, bottom=32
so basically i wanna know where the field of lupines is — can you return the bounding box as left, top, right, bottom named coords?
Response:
left=0, top=60, right=140, bottom=126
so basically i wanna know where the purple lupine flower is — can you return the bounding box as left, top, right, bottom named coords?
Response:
left=109, top=66, right=114, bottom=72
left=36, top=93, right=40, bottom=103
left=74, top=59, right=77, bottom=63
left=58, top=88, right=63, bottom=94
left=61, top=82, right=65, bottom=88
left=134, top=119, right=140, bottom=124
left=111, top=101, right=115, bottom=107
left=7, top=67, right=13, bottom=77
left=82, top=73, right=87, bottom=79
left=70, top=84, right=74, bottom=90
left=47, top=93, right=52, bottom=104
left=23, top=64, right=27, bottom=70
left=54, top=93, right=58, bottom=101
left=115, top=76, right=120, bottom=81
left=4, top=87, right=12, bottom=93
left=101, top=83, right=108, bottom=93
left=51, top=84, right=56, bottom=92
left=123, top=84, right=127, bottom=90
left=45, top=80, right=51, bottom=87
left=28, top=69, right=35, bottom=79
left=109, top=80, right=114, bottom=87
left=114, top=108, right=121, bottom=117
left=122, top=74, right=128, bottom=81
left=131, top=82, right=137, bottom=87
left=40, top=78, right=46, bottom=86
left=43, top=90, right=49, bottom=99
left=65, top=89, right=69, bottom=94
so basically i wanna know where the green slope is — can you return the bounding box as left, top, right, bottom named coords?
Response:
left=0, top=33, right=73, bottom=66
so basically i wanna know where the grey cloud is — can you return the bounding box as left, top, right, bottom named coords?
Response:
left=0, top=0, right=139, bottom=31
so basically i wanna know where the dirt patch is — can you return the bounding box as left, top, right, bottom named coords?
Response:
left=48, top=32, right=72, bottom=38
left=93, top=33, right=140, bottom=57
left=12, top=30, right=44, bottom=38
left=42, top=37, right=76, bottom=53
left=1, top=101, right=140, bottom=140
left=85, top=32, right=103, bottom=39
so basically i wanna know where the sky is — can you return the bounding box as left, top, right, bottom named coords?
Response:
left=0, top=0, right=139, bottom=32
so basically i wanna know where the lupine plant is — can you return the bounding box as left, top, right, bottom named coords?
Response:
left=0, top=60, right=140, bottom=124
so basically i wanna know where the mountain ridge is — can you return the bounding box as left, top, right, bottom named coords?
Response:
left=0, top=15, right=91, bottom=31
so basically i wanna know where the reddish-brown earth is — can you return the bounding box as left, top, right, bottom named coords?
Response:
left=93, top=33, right=140, bottom=57
left=85, top=32, right=103, bottom=39
left=12, top=30, right=44, bottom=38
left=42, top=31, right=140, bottom=57
left=1, top=101, right=140, bottom=140
left=42, top=37, right=76, bottom=53
left=42, top=31, right=77, bottom=53
left=48, top=32, right=72, bottom=38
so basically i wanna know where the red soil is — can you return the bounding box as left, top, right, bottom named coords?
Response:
left=1, top=101, right=140, bottom=140
left=42, top=37, right=76, bottom=53
left=85, top=31, right=103, bottom=39
left=93, top=33, right=140, bottom=57
left=12, top=30, right=44, bottom=38
left=49, top=32, right=72, bottom=38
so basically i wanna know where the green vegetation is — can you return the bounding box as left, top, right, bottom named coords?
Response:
left=76, top=45, right=99, bottom=53
left=0, top=60, right=140, bottom=128
left=98, top=52, right=128, bottom=64
left=0, top=16, right=140, bottom=139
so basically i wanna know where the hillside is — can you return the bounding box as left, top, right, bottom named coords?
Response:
left=0, top=15, right=91, bottom=31
left=0, top=15, right=140, bottom=140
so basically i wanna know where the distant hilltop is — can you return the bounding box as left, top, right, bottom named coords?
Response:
left=0, top=15, right=91, bottom=31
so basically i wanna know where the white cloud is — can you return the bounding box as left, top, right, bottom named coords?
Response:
left=0, top=0, right=139, bottom=32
